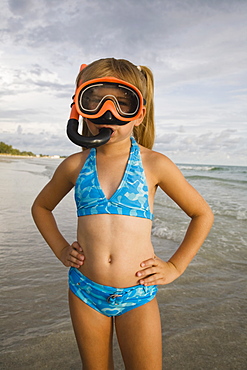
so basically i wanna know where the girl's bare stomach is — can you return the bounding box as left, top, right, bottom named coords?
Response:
left=77, top=215, right=154, bottom=288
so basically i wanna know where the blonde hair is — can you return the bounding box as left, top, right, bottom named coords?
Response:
left=76, top=58, right=155, bottom=149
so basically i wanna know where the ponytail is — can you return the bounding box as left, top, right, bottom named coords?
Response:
left=133, top=65, right=155, bottom=149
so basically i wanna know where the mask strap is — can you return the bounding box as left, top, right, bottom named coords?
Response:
left=80, top=63, right=87, bottom=71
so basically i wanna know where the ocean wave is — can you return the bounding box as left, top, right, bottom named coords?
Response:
left=185, top=175, right=247, bottom=185
left=152, top=218, right=186, bottom=242
left=213, top=207, right=247, bottom=220
left=178, top=165, right=223, bottom=172
left=152, top=225, right=176, bottom=240
left=178, top=164, right=247, bottom=174
left=236, top=210, right=247, bottom=220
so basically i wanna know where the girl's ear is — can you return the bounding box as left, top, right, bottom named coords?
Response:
left=134, top=107, right=146, bottom=127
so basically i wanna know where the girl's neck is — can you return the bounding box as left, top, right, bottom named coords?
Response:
left=96, top=136, right=132, bottom=157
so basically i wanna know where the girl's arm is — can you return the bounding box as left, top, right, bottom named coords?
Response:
left=137, top=153, right=214, bottom=286
left=31, top=156, right=85, bottom=268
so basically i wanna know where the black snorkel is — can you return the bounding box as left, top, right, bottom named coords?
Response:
left=67, top=98, right=131, bottom=149
left=66, top=109, right=129, bottom=149
left=67, top=118, right=113, bottom=149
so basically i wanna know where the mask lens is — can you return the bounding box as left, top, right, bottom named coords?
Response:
left=78, top=82, right=140, bottom=117
left=118, top=85, right=139, bottom=114
left=81, top=85, right=102, bottom=111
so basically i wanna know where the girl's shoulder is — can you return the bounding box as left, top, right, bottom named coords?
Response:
left=54, top=149, right=90, bottom=185
left=140, top=146, right=184, bottom=185
left=140, top=145, right=176, bottom=170
left=63, top=149, right=89, bottom=165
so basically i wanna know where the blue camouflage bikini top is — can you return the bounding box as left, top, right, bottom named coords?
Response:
left=74, top=137, right=153, bottom=220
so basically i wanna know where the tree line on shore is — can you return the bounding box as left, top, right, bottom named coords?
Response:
left=0, top=141, right=35, bottom=156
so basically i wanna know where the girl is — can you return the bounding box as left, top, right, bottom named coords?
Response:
left=32, top=58, right=214, bottom=370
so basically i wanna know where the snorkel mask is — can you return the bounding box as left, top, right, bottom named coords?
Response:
left=67, top=65, right=145, bottom=148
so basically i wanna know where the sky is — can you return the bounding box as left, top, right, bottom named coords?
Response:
left=0, top=0, right=246, bottom=165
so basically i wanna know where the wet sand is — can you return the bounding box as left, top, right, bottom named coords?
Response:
left=1, top=323, right=246, bottom=370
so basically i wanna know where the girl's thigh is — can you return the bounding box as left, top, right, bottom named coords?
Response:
left=115, top=297, right=162, bottom=370
left=69, top=289, right=114, bottom=370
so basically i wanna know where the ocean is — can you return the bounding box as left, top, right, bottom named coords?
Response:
left=0, top=156, right=246, bottom=369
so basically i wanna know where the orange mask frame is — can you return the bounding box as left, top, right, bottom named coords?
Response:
left=73, top=77, right=145, bottom=122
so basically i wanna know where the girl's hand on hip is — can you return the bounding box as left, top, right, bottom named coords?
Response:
left=60, top=241, right=85, bottom=268
left=136, top=256, right=180, bottom=286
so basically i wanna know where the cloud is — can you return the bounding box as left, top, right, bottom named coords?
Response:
left=154, top=128, right=246, bottom=165
left=0, top=0, right=246, bottom=165
left=0, top=125, right=76, bottom=156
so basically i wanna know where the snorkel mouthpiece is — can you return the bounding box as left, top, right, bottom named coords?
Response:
left=67, top=119, right=113, bottom=149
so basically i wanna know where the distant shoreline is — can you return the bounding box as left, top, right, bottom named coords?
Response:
left=0, top=154, right=62, bottom=159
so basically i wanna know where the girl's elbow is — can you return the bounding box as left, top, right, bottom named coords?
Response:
left=31, top=200, right=39, bottom=220
left=31, top=198, right=46, bottom=218
left=193, top=203, right=214, bottom=227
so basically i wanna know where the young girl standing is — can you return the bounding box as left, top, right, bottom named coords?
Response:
left=32, top=58, right=214, bottom=370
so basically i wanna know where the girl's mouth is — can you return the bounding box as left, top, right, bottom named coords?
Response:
left=98, top=126, right=115, bottom=135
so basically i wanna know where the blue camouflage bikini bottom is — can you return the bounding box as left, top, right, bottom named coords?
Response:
left=68, top=267, right=158, bottom=317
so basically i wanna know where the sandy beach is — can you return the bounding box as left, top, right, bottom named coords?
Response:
left=1, top=319, right=246, bottom=370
